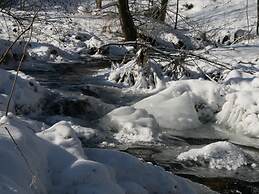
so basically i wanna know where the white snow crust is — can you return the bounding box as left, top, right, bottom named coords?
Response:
left=177, top=141, right=251, bottom=170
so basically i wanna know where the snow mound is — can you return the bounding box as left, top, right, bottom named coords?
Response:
left=0, top=69, right=47, bottom=114
left=101, top=106, right=160, bottom=143
left=217, top=90, right=259, bottom=137
left=134, top=80, right=224, bottom=129
left=0, top=115, right=215, bottom=194
left=0, top=115, right=49, bottom=194
left=86, top=148, right=205, bottom=194
left=177, top=141, right=251, bottom=170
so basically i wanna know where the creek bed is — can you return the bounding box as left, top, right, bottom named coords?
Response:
left=21, top=60, right=259, bottom=194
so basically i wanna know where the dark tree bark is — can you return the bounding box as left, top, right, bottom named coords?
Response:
left=96, top=0, right=102, bottom=9
left=160, top=0, right=169, bottom=22
left=118, top=0, right=137, bottom=41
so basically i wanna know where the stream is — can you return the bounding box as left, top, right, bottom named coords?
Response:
left=20, top=59, right=259, bottom=194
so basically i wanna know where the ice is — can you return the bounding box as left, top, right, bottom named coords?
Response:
left=0, top=69, right=47, bottom=114
left=101, top=106, right=160, bottom=143
left=85, top=36, right=104, bottom=49
left=177, top=141, right=251, bottom=170
left=2, top=0, right=259, bottom=193
left=217, top=90, right=259, bottom=137
left=109, top=55, right=165, bottom=91
left=135, top=80, right=224, bottom=129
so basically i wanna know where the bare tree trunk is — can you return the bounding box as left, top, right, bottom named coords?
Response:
left=118, top=0, right=137, bottom=41
left=96, top=0, right=102, bottom=9
left=160, top=0, right=169, bottom=22
left=148, top=0, right=154, bottom=10
left=257, top=0, right=259, bottom=35
left=175, top=0, right=179, bottom=29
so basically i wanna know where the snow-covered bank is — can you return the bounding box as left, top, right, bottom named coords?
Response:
left=0, top=69, right=47, bottom=115
left=0, top=115, right=217, bottom=194
left=134, top=80, right=224, bottom=129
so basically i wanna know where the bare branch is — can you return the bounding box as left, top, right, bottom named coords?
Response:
left=0, top=12, right=37, bottom=65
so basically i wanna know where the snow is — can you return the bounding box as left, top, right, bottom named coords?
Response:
left=101, top=106, right=159, bottom=143
left=177, top=0, right=256, bottom=40
left=177, top=141, right=251, bottom=170
left=2, top=0, right=259, bottom=193
left=85, top=36, right=104, bottom=49
left=0, top=69, right=47, bottom=114
left=217, top=90, right=259, bottom=138
left=86, top=148, right=215, bottom=194
left=0, top=114, right=215, bottom=194
left=0, top=115, right=49, bottom=194
left=109, top=51, right=165, bottom=91
left=0, top=64, right=215, bottom=194
left=134, top=80, right=224, bottom=129
left=137, top=92, right=201, bottom=130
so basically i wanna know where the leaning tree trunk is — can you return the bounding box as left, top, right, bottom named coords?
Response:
left=118, top=0, right=137, bottom=41
left=96, top=0, right=102, bottom=9
left=175, top=0, right=179, bottom=29
left=160, top=0, right=169, bottom=22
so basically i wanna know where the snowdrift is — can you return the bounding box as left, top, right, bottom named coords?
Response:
left=134, top=80, right=225, bottom=130
left=0, top=69, right=47, bottom=115
left=0, top=115, right=216, bottom=194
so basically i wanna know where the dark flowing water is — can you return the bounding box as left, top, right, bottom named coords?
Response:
left=21, top=60, right=259, bottom=194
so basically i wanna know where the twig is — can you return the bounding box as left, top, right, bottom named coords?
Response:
left=0, top=12, right=37, bottom=65
left=5, top=13, right=36, bottom=116
left=4, top=126, right=35, bottom=177
left=99, top=41, right=233, bottom=70
left=190, top=59, right=216, bottom=82
left=187, top=52, right=233, bottom=70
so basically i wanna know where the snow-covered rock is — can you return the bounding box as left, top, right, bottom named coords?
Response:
left=177, top=141, right=252, bottom=170
left=101, top=106, right=160, bottom=143
left=215, top=69, right=259, bottom=138
left=0, top=69, right=47, bottom=114
left=134, top=80, right=225, bottom=129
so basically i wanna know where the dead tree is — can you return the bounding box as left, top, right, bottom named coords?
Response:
left=96, top=0, right=102, bottom=9
left=160, top=0, right=169, bottom=22
left=175, top=0, right=179, bottom=29
left=118, top=0, right=137, bottom=41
